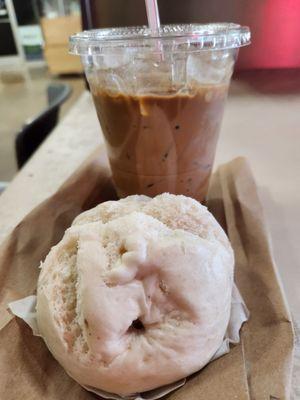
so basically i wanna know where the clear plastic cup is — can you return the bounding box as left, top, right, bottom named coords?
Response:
left=70, top=23, right=250, bottom=201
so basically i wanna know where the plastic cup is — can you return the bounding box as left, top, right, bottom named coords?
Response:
left=70, top=24, right=250, bottom=202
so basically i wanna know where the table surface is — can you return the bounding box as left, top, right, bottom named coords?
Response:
left=0, top=70, right=299, bottom=396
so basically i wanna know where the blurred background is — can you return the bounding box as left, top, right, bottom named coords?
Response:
left=0, top=0, right=300, bottom=182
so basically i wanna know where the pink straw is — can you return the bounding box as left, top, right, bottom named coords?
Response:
left=145, top=0, right=161, bottom=34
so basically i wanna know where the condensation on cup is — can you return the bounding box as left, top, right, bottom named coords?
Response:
left=70, top=24, right=250, bottom=202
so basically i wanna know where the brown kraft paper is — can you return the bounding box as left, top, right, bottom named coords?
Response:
left=0, top=147, right=294, bottom=399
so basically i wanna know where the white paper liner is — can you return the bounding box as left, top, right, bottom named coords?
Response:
left=8, top=283, right=248, bottom=400
left=291, top=317, right=300, bottom=400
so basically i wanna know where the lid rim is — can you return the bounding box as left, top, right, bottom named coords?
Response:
left=69, top=23, right=251, bottom=54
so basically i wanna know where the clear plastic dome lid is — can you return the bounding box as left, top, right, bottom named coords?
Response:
left=69, top=23, right=250, bottom=55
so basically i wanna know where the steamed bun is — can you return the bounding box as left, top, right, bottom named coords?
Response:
left=36, top=194, right=234, bottom=395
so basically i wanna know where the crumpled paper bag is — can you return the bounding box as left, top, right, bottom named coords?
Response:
left=0, top=149, right=294, bottom=400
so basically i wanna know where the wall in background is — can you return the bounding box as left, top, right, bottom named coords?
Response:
left=82, top=0, right=300, bottom=69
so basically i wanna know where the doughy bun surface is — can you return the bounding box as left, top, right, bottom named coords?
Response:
left=37, top=194, right=234, bottom=396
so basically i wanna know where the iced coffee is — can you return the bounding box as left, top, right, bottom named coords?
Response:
left=92, top=84, right=228, bottom=200
left=70, top=24, right=250, bottom=201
